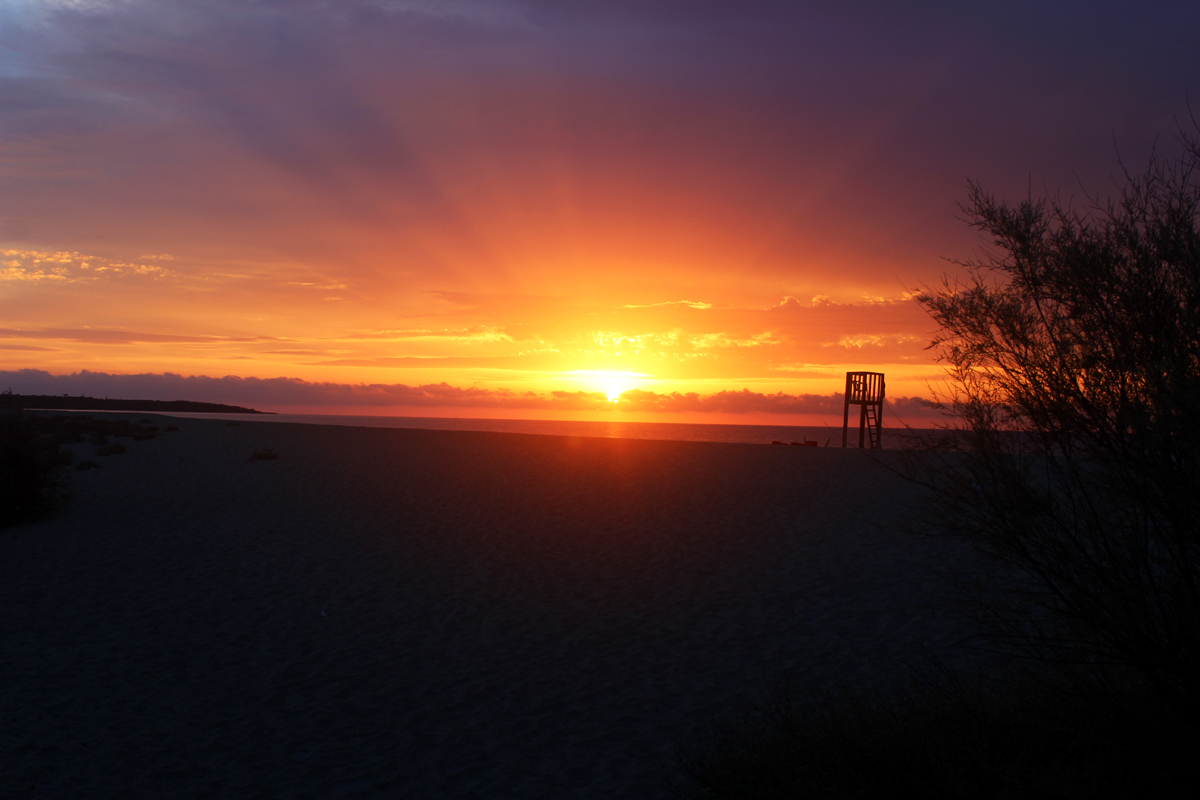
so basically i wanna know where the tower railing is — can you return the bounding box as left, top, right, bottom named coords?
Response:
left=842, top=371, right=885, bottom=448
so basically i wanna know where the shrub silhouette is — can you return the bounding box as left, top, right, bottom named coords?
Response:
left=1, top=412, right=72, bottom=528
left=672, top=129, right=1200, bottom=797
left=912, top=130, right=1200, bottom=720
left=1, top=413, right=167, bottom=527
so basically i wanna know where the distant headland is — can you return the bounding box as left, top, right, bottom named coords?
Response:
left=0, top=391, right=273, bottom=414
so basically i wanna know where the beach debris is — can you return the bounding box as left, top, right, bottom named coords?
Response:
left=249, top=448, right=278, bottom=462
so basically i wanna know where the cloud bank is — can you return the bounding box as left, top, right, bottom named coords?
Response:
left=2, top=368, right=942, bottom=419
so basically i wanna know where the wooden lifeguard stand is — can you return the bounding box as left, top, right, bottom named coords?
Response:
left=842, top=371, right=885, bottom=449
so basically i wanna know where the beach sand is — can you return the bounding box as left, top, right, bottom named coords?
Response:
left=1, top=416, right=967, bottom=798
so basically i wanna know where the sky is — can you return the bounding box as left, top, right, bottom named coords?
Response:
left=2, top=1, right=1198, bottom=423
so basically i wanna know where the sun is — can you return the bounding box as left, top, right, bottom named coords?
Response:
left=600, top=375, right=638, bottom=402
left=565, top=370, right=646, bottom=404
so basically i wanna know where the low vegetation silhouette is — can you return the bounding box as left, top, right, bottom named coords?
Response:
left=1, top=412, right=73, bottom=528
left=0, top=413, right=169, bottom=528
left=672, top=127, right=1200, bottom=797
left=912, top=129, right=1200, bottom=726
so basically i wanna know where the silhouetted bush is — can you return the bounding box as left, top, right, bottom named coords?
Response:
left=674, top=129, right=1200, bottom=796
left=910, top=130, right=1200, bottom=720
left=1, top=411, right=72, bottom=528
left=1, top=413, right=168, bottom=526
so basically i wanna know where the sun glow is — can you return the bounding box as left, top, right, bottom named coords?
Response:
left=603, top=377, right=632, bottom=402
left=565, top=370, right=648, bottom=404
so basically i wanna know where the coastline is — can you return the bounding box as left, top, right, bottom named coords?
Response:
left=1, top=414, right=965, bottom=798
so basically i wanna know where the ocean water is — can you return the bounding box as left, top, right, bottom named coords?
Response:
left=147, top=411, right=929, bottom=448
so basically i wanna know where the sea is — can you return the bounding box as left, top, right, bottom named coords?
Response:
left=130, top=411, right=931, bottom=449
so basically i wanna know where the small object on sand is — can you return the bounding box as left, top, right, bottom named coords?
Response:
left=249, top=448, right=278, bottom=462
left=76, top=460, right=101, bottom=471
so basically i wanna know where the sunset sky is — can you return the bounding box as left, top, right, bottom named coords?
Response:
left=2, top=1, right=1198, bottom=422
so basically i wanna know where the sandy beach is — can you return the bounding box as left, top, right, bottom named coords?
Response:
left=1, top=415, right=967, bottom=798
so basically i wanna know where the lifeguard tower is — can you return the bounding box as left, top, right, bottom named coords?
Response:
left=842, top=371, right=885, bottom=449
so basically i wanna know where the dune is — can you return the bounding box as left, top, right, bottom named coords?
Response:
left=0, top=415, right=967, bottom=798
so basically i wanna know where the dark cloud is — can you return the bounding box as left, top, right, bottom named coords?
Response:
left=0, top=368, right=940, bottom=418
left=618, top=388, right=841, bottom=415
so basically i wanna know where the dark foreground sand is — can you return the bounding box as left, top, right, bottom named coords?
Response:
left=1, top=416, right=967, bottom=799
